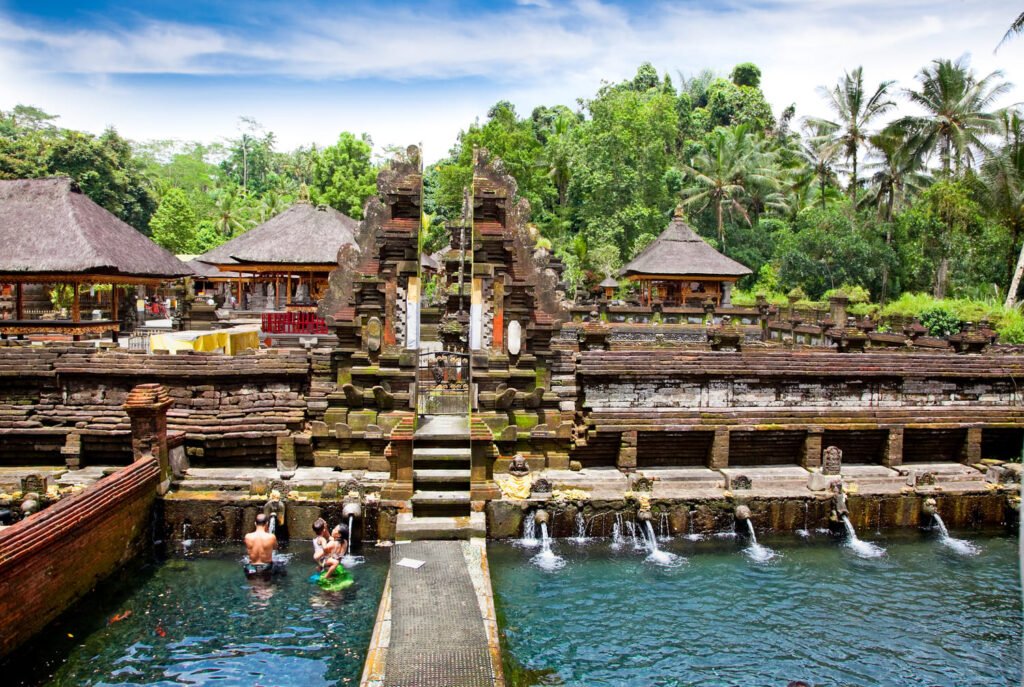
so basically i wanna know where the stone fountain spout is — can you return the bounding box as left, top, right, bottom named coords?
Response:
left=263, top=490, right=286, bottom=536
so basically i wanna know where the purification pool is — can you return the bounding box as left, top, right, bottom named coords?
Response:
left=4, top=543, right=388, bottom=687
left=490, top=529, right=1022, bottom=687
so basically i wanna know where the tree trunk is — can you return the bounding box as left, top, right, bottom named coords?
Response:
left=933, top=258, right=949, bottom=299
left=1005, top=238, right=1024, bottom=308
left=851, top=150, right=858, bottom=205
left=716, top=202, right=724, bottom=248
left=820, top=173, right=826, bottom=210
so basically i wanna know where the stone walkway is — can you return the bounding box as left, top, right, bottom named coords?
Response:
left=362, top=539, right=503, bottom=687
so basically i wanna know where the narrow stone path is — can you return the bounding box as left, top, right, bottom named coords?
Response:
left=365, top=540, right=501, bottom=687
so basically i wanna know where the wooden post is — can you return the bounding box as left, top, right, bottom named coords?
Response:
left=110, top=285, right=119, bottom=324
left=15, top=282, right=23, bottom=320
left=286, top=271, right=292, bottom=305
left=236, top=277, right=242, bottom=310
left=71, top=282, right=80, bottom=322
left=274, top=276, right=280, bottom=310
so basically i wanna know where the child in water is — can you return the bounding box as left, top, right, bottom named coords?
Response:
left=320, top=524, right=349, bottom=580
left=311, top=518, right=329, bottom=571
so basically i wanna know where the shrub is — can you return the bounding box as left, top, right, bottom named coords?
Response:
left=919, top=306, right=961, bottom=337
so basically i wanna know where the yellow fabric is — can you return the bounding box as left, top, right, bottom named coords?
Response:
left=149, top=329, right=259, bottom=356
left=498, top=474, right=532, bottom=500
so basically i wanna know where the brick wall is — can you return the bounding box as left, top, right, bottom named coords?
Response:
left=0, top=457, right=159, bottom=657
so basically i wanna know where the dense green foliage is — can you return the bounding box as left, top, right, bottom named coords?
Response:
left=2, top=54, right=1023, bottom=334
left=0, top=111, right=378, bottom=256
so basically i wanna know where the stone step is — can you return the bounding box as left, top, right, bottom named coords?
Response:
left=394, top=512, right=486, bottom=541
left=413, top=468, right=471, bottom=484
left=411, top=490, right=471, bottom=505
left=413, top=447, right=471, bottom=459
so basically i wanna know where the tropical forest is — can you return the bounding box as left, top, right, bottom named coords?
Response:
left=2, top=55, right=1024, bottom=340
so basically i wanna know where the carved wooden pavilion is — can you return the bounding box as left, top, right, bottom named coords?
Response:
left=0, top=178, right=191, bottom=340
left=195, top=202, right=359, bottom=311
left=619, top=213, right=752, bottom=306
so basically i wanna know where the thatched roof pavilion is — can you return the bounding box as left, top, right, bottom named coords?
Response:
left=196, top=202, right=359, bottom=310
left=619, top=212, right=751, bottom=306
left=0, top=177, right=190, bottom=337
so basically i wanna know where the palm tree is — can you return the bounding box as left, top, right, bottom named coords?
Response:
left=679, top=124, right=780, bottom=246
left=985, top=109, right=1024, bottom=306
left=214, top=187, right=249, bottom=237
left=796, top=121, right=842, bottom=210
left=900, top=57, right=1011, bottom=175
left=861, top=126, right=930, bottom=222
left=997, top=11, right=1024, bottom=50
left=808, top=67, right=895, bottom=204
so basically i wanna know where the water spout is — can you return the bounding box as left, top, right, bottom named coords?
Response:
left=743, top=519, right=777, bottom=563
left=641, top=520, right=683, bottom=567
left=530, top=522, right=566, bottom=571
left=519, top=510, right=539, bottom=547
left=841, top=515, right=886, bottom=559
left=685, top=509, right=703, bottom=541
left=570, top=511, right=589, bottom=544
left=182, top=522, right=194, bottom=551
left=796, top=501, right=810, bottom=538
left=611, top=512, right=625, bottom=550
left=932, top=513, right=980, bottom=556
left=268, top=513, right=277, bottom=535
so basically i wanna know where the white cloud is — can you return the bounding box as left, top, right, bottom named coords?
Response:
left=0, top=0, right=1020, bottom=161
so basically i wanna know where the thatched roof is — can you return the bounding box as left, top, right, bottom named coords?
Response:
left=619, top=216, right=752, bottom=279
left=0, top=177, right=191, bottom=279
left=184, top=259, right=243, bottom=280
left=599, top=275, right=619, bottom=288
left=198, top=202, right=358, bottom=267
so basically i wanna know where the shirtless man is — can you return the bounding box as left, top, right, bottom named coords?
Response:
left=244, top=513, right=278, bottom=578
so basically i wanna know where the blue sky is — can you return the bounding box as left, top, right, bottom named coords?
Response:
left=1, top=1, right=1021, bottom=162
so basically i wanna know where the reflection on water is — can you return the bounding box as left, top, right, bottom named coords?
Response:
left=3, top=543, right=388, bottom=687
left=491, top=530, right=1022, bottom=687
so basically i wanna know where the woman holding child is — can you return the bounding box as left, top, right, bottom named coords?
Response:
left=311, top=517, right=354, bottom=590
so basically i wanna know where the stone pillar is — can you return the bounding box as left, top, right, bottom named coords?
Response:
left=829, top=295, right=849, bottom=327
left=709, top=428, right=730, bottom=469
left=123, top=383, right=173, bottom=494
left=381, top=416, right=414, bottom=500
left=961, top=427, right=982, bottom=464
left=276, top=436, right=297, bottom=479
left=722, top=282, right=733, bottom=307
left=617, top=431, right=638, bottom=471
left=470, top=417, right=500, bottom=501
left=802, top=429, right=823, bottom=469
left=882, top=426, right=904, bottom=468
left=61, top=433, right=82, bottom=470
left=383, top=280, right=397, bottom=347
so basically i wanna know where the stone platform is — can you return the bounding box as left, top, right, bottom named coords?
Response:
left=361, top=539, right=504, bottom=687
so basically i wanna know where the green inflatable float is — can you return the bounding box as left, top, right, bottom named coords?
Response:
left=317, top=567, right=354, bottom=591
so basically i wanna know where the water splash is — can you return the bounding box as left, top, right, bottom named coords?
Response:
left=347, top=515, right=354, bottom=552
left=684, top=510, right=704, bottom=541
left=641, top=520, right=684, bottom=567
left=743, top=519, right=778, bottom=563
left=625, top=521, right=646, bottom=551
left=932, top=514, right=980, bottom=556
left=796, top=501, right=810, bottom=538
left=268, top=513, right=277, bottom=535
left=842, top=515, right=886, bottom=559
left=531, top=522, right=566, bottom=571
left=518, top=511, right=539, bottom=548
left=570, top=511, right=590, bottom=544
left=611, top=513, right=625, bottom=550
left=182, top=523, right=194, bottom=551
left=658, top=512, right=671, bottom=541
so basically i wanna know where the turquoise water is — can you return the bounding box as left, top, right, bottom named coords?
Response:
left=4, top=543, right=387, bottom=687
left=491, top=530, right=1023, bottom=687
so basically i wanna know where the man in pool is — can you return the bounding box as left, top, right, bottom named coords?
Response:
left=244, top=513, right=278, bottom=578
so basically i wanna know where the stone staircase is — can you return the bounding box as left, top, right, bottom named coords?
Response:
left=395, top=415, right=485, bottom=540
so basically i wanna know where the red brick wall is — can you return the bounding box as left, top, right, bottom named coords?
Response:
left=0, top=457, right=159, bottom=657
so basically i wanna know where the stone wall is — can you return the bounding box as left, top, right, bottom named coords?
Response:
left=0, top=456, right=159, bottom=657
left=0, top=344, right=309, bottom=465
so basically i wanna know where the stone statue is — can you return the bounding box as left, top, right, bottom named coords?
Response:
left=822, top=445, right=842, bottom=476
left=508, top=453, right=530, bottom=477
